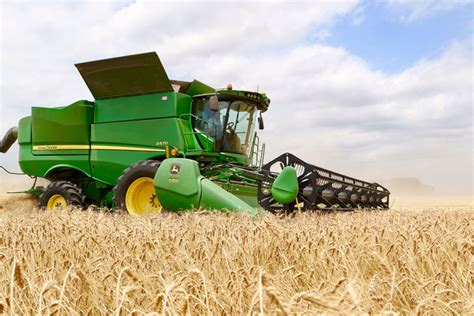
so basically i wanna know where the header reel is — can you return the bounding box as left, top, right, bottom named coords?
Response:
left=258, top=153, right=390, bottom=213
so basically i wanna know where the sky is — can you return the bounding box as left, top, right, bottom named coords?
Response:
left=0, top=0, right=473, bottom=194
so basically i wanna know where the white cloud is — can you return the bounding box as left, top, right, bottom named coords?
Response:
left=235, top=40, right=472, bottom=194
left=388, top=0, right=473, bottom=21
left=351, top=3, right=366, bottom=25
left=1, top=0, right=472, bottom=194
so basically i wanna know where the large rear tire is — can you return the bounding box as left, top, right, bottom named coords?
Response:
left=39, top=180, right=85, bottom=210
left=113, top=160, right=162, bottom=216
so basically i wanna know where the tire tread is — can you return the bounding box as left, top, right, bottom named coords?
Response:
left=112, top=160, right=161, bottom=212
left=38, top=180, right=85, bottom=208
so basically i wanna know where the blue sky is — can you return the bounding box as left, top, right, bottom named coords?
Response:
left=316, top=1, right=472, bottom=73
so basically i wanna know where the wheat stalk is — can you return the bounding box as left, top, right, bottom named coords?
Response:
left=0, top=194, right=471, bottom=314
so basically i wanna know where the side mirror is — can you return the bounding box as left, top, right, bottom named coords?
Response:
left=258, top=113, right=264, bottom=130
left=209, top=95, right=219, bottom=112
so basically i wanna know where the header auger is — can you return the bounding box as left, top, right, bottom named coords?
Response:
left=1, top=52, right=389, bottom=214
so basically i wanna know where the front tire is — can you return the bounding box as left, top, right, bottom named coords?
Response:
left=39, top=180, right=85, bottom=210
left=113, top=160, right=162, bottom=216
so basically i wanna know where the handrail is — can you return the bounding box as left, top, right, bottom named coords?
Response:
left=259, top=143, right=265, bottom=167
left=249, top=132, right=264, bottom=167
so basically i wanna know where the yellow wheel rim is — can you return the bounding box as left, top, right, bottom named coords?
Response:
left=47, top=194, right=68, bottom=210
left=125, top=177, right=162, bottom=216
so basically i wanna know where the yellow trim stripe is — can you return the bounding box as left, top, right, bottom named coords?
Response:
left=91, top=145, right=165, bottom=152
left=33, top=145, right=90, bottom=150
left=33, top=144, right=165, bottom=152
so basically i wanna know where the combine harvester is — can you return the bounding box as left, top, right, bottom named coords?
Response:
left=0, top=52, right=389, bottom=214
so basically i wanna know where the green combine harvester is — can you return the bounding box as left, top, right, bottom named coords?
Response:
left=0, top=52, right=389, bottom=214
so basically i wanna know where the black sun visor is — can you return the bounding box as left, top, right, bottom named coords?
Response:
left=75, top=52, right=173, bottom=99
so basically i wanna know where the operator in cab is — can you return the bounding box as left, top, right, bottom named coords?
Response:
left=201, top=101, right=223, bottom=140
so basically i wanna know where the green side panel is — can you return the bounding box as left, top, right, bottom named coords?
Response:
left=200, top=178, right=255, bottom=214
left=31, top=100, right=93, bottom=155
left=93, top=92, right=192, bottom=123
left=184, top=80, right=215, bottom=97
left=75, top=52, right=173, bottom=99
left=221, top=183, right=260, bottom=208
left=154, top=158, right=202, bottom=211
left=90, top=118, right=198, bottom=184
left=271, top=166, right=299, bottom=204
left=18, top=116, right=32, bottom=144
left=175, top=92, right=194, bottom=117
left=177, top=119, right=201, bottom=151
left=18, top=117, right=91, bottom=179
left=195, top=132, right=215, bottom=152
left=90, top=150, right=165, bottom=186
left=18, top=144, right=91, bottom=178
left=92, top=118, right=190, bottom=152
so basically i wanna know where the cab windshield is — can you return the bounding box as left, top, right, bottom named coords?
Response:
left=193, top=97, right=257, bottom=155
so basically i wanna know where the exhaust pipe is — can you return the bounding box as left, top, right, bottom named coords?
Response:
left=0, top=127, right=18, bottom=153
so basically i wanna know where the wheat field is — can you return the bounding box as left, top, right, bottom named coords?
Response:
left=0, top=194, right=472, bottom=315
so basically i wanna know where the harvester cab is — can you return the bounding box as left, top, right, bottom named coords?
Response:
left=0, top=52, right=390, bottom=214
left=189, top=88, right=268, bottom=163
